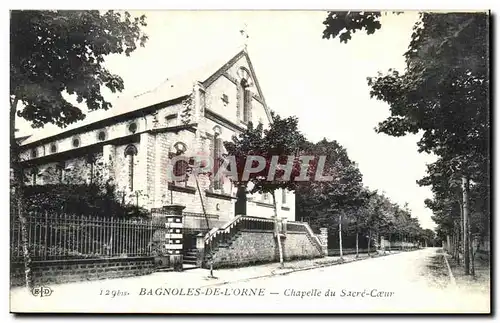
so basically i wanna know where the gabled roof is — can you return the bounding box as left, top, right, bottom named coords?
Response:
left=20, top=46, right=271, bottom=146
left=15, top=135, right=31, bottom=145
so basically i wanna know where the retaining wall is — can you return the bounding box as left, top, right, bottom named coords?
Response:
left=10, top=256, right=154, bottom=287
left=210, top=228, right=323, bottom=269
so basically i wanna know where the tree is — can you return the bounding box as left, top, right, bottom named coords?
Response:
left=223, top=121, right=266, bottom=216
left=422, top=229, right=436, bottom=247
left=361, top=192, right=386, bottom=256
left=296, top=139, right=364, bottom=260
left=10, top=10, right=148, bottom=289
left=224, top=113, right=307, bottom=267
left=323, top=11, right=489, bottom=275
left=348, top=187, right=373, bottom=258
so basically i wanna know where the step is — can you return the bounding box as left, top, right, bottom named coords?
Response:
left=156, top=268, right=174, bottom=273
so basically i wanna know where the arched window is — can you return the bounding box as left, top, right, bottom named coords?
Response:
left=171, top=142, right=188, bottom=183
left=240, top=78, right=252, bottom=123
left=86, top=154, right=96, bottom=184
left=56, top=162, right=64, bottom=183
left=128, top=122, right=138, bottom=134
left=237, top=67, right=253, bottom=123
left=31, top=167, right=39, bottom=185
left=97, top=130, right=107, bottom=141
left=212, top=126, right=223, bottom=191
left=72, top=136, right=81, bottom=148
left=173, top=157, right=189, bottom=181
left=124, top=145, right=138, bottom=191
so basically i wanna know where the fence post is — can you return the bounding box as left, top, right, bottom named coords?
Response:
left=151, top=204, right=185, bottom=271
left=319, top=228, right=328, bottom=256
left=44, top=211, right=48, bottom=260
left=195, top=233, right=205, bottom=268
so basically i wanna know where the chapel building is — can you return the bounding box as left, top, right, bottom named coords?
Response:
left=17, top=48, right=296, bottom=232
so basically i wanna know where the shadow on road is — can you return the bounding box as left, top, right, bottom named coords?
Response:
left=423, top=254, right=450, bottom=289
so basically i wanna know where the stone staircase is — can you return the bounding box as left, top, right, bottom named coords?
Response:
left=210, top=232, right=242, bottom=251
left=205, top=215, right=275, bottom=250
left=182, top=249, right=199, bottom=269
left=202, top=216, right=326, bottom=268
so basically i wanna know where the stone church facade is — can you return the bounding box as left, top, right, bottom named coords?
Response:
left=18, top=48, right=296, bottom=226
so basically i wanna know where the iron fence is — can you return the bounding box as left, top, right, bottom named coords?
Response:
left=10, top=212, right=164, bottom=262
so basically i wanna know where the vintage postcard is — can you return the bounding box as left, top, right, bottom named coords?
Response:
left=9, top=10, right=491, bottom=314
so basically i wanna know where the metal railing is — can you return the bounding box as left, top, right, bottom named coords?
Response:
left=286, top=222, right=308, bottom=233
left=10, top=212, right=163, bottom=262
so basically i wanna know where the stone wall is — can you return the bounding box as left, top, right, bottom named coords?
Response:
left=282, top=232, right=324, bottom=260
left=209, top=228, right=324, bottom=269
left=10, top=257, right=154, bottom=287
left=211, top=229, right=277, bottom=268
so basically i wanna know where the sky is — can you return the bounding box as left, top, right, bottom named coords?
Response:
left=16, top=10, right=438, bottom=229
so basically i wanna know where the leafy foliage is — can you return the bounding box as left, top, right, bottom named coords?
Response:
left=223, top=112, right=307, bottom=195
left=368, top=14, right=489, bottom=165
left=21, top=183, right=149, bottom=218
left=295, top=138, right=428, bottom=245
left=296, top=138, right=364, bottom=228
left=323, top=11, right=383, bottom=43
left=323, top=12, right=489, bottom=171
left=10, top=10, right=149, bottom=289
left=10, top=10, right=148, bottom=128
left=322, top=11, right=490, bottom=262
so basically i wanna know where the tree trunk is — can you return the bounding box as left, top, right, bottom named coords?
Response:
left=450, top=234, right=454, bottom=258
left=235, top=184, right=247, bottom=215
left=355, top=228, right=359, bottom=258
left=450, top=234, right=454, bottom=257
left=446, top=235, right=451, bottom=254
left=10, top=97, right=33, bottom=290
left=338, top=213, right=343, bottom=260
left=455, top=222, right=461, bottom=265
left=462, top=176, right=470, bottom=275
left=271, top=191, right=284, bottom=267
left=470, top=233, right=475, bottom=276
left=470, top=235, right=476, bottom=276
left=367, top=230, right=371, bottom=257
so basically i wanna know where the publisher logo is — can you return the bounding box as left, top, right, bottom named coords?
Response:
left=31, top=286, right=53, bottom=297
